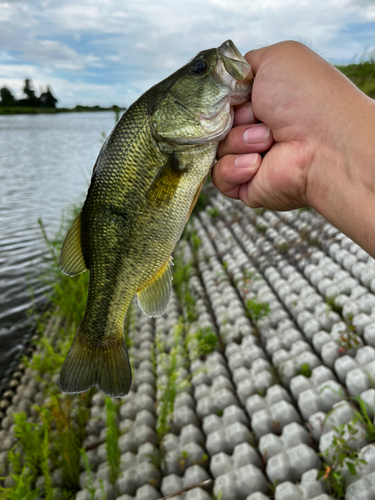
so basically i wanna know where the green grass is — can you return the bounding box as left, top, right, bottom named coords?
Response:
left=245, top=299, right=270, bottom=325
left=156, top=322, right=190, bottom=442
left=337, top=59, right=375, bottom=99
left=0, top=464, right=40, bottom=500
left=105, top=398, right=122, bottom=487
left=173, top=244, right=197, bottom=323
left=186, top=326, right=218, bottom=361
left=207, top=206, right=219, bottom=218
left=299, top=363, right=312, bottom=378
left=3, top=201, right=94, bottom=499
left=317, top=421, right=367, bottom=498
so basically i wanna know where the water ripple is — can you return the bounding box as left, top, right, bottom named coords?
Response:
left=0, top=111, right=115, bottom=379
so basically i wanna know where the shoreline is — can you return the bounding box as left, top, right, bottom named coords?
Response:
left=0, top=106, right=126, bottom=116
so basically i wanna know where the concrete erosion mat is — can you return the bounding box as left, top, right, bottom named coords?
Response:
left=1, top=191, right=375, bottom=500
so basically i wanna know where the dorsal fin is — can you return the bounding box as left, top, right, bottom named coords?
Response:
left=59, top=212, right=88, bottom=277
left=137, top=257, right=173, bottom=317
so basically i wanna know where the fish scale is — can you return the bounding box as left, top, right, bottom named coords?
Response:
left=57, top=40, right=253, bottom=397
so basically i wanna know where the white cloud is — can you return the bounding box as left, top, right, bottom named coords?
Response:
left=0, top=0, right=374, bottom=106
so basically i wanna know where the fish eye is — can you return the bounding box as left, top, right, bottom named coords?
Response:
left=189, top=59, right=208, bottom=76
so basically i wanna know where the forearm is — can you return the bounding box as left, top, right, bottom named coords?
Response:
left=308, top=94, right=375, bottom=257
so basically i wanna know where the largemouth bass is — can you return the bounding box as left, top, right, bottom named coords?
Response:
left=58, top=40, right=252, bottom=397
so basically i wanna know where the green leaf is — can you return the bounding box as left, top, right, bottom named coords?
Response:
left=347, top=462, right=357, bottom=475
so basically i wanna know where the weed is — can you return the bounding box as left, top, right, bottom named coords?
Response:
left=186, top=326, right=218, bottom=360
left=173, top=247, right=197, bottom=323
left=156, top=322, right=190, bottom=443
left=207, top=206, right=219, bottom=218
left=178, top=450, right=189, bottom=472
left=255, top=223, right=268, bottom=233
left=253, top=208, right=266, bottom=215
left=298, top=207, right=311, bottom=212
left=245, top=299, right=270, bottom=325
left=335, top=332, right=361, bottom=354
left=325, top=296, right=343, bottom=315
left=278, top=242, right=289, bottom=254
left=216, top=409, right=224, bottom=417
left=317, top=421, right=366, bottom=498
left=0, top=465, right=40, bottom=500
left=13, top=412, right=50, bottom=477
left=299, top=363, right=312, bottom=378
left=80, top=449, right=97, bottom=500
left=105, top=398, right=122, bottom=487
left=48, top=392, right=92, bottom=491
left=191, top=231, right=201, bottom=252
left=350, top=395, right=375, bottom=441
left=192, top=192, right=209, bottom=216
left=334, top=315, right=361, bottom=354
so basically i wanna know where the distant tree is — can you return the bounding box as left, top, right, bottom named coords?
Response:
left=39, top=86, right=58, bottom=108
left=0, top=87, right=16, bottom=106
left=22, top=78, right=40, bottom=106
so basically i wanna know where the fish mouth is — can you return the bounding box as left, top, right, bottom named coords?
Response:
left=218, top=40, right=253, bottom=82
left=215, top=40, right=253, bottom=106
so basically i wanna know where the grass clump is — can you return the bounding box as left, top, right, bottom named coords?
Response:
left=173, top=246, right=197, bottom=323
left=299, top=363, right=312, bottom=378
left=49, top=393, right=92, bottom=491
left=156, top=322, right=190, bottom=442
left=186, top=326, right=218, bottom=361
left=350, top=395, right=375, bottom=442
left=207, top=206, right=219, bottom=218
left=2, top=412, right=54, bottom=499
left=105, top=398, right=122, bottom=487
left=317, top=421, right=366, bottom=498
left=0, top=463, right=40, bottom=500
left=325, top=296, right=343, bottom=316
left=334, top=314, right=361, bottom=355
left=245, top=299, right=270, bottom=325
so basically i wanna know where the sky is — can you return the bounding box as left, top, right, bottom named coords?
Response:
left=0, top=0, right=374, bottom=108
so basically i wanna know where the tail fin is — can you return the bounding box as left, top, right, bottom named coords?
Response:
left=59, top=323, right=132, bottom=397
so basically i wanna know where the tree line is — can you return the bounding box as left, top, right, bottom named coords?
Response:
left=0, top=78, right=58, bottom=108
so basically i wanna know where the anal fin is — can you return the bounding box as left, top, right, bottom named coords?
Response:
left=137, top=257, right=173, bottom=317
left=59, top=211, right=88, bottom=277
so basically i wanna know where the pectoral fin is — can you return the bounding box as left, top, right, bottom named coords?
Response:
left=59, top=212, right=88, bottom=277
left=148, top=154, right=185, bottom=204
left=137, top=257, right=173, bottom=317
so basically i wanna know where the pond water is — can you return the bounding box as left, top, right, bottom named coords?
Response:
left=0, top=112, right=116, bottom=380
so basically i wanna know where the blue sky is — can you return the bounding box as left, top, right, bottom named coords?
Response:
left=0, top=0, right=374, bottom=107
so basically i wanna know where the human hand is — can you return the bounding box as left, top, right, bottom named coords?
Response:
left=212, top=41, right=374, bottom=215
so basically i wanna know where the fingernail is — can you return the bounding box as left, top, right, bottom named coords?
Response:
left=243, top=124, right=270, bottom=144
left=235, top=153, right=258, bottom=168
